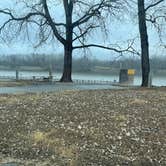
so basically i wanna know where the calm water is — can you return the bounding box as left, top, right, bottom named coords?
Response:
left=0, top=70, right=166, bottom=86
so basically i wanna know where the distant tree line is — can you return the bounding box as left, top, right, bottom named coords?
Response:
left=0, top=54, right=166, bottom=75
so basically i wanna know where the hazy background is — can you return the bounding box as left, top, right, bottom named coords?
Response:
left=0, top=0, right=165, bottom=61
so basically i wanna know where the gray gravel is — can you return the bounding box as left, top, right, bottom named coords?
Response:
left=0, top=83, right=123, bottom=94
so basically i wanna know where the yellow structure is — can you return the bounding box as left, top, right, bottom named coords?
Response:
left=119, top=69, right=135, bottom=85
left=127, top=69, right=135, bottom=75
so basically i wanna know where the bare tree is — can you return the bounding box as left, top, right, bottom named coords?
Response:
left=137, top=0, right=165, bottom=87
left=0, top=0, right=138, bottom=82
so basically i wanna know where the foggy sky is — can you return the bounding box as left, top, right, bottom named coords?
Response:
left=0, top=0, right=165, bottom=60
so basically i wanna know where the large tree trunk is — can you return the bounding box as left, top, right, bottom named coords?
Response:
left=60, top=1, right=73, bottom=82
left=60, top=44, right=73, bottom=82
left=138, top=0, right=150, bottom=87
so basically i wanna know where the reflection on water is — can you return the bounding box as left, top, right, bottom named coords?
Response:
left=0, top=70, right=166, bottom=86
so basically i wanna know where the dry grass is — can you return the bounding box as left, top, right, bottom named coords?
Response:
left=0, top=88, right=166, bottom=165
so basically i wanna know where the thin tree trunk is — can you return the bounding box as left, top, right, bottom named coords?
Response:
left=60, top=45, right=73, bottom=82
left=138, top=0, right=150, bottom=87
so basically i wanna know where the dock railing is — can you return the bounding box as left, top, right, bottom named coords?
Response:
left=73, top=79, right=113, bottom=85
left=0, top=75, right=114, bottom=85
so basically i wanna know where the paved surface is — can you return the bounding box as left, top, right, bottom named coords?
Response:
left=0, top=83, right=123, bottom=94
left=0, top=163, right=19, bottom=166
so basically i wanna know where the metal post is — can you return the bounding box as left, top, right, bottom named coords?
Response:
left=148, top=72, right=153, bottom=87
left=16, top=70, right=19, bottom=81
left=48, top=66, right=53, bottom=81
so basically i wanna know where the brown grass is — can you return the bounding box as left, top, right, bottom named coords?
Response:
left=0, top=88, right=165, bottom=165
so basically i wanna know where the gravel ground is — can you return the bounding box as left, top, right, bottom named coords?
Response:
left=0, top=88, right=166, bottom=166
left=0, top=81, right=122, bottom=94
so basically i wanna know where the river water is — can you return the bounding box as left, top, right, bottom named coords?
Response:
left=0, top=70, right=125, bottom=94
left=0, top=70, right=166, bottom=86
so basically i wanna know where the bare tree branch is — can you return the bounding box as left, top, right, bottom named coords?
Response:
left=73, top=40, right=140, bottom=56
left=0, top=9, right=45, bottom=21
left=42, top=0, right=66, bottom=44
left=73, top=25, right=99, bottom=42
left=72, top=0, right=114, bottom=28
left=145, top=0, right=164, bottom=11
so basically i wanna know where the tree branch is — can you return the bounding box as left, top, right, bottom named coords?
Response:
left=73, top=43, right=140, bottom=56
left=0, top=9, right=47, bottom=35
left=146, top=15, right=166, bottom=23
left=73, top=25, right=99, bottom=41
left=42, top=0, right=66, bottom=44
left=0, top=9, right=45, bottom=21
left=72, top=0, right=109, bottom=28
left=145, top=0, right=164, bottom=11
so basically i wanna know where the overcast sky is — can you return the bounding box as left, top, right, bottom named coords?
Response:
left=0, top=0, right=165, bottom=60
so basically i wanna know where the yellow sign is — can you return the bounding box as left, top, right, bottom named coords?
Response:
left=128, top=69, right=135, bottom=75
